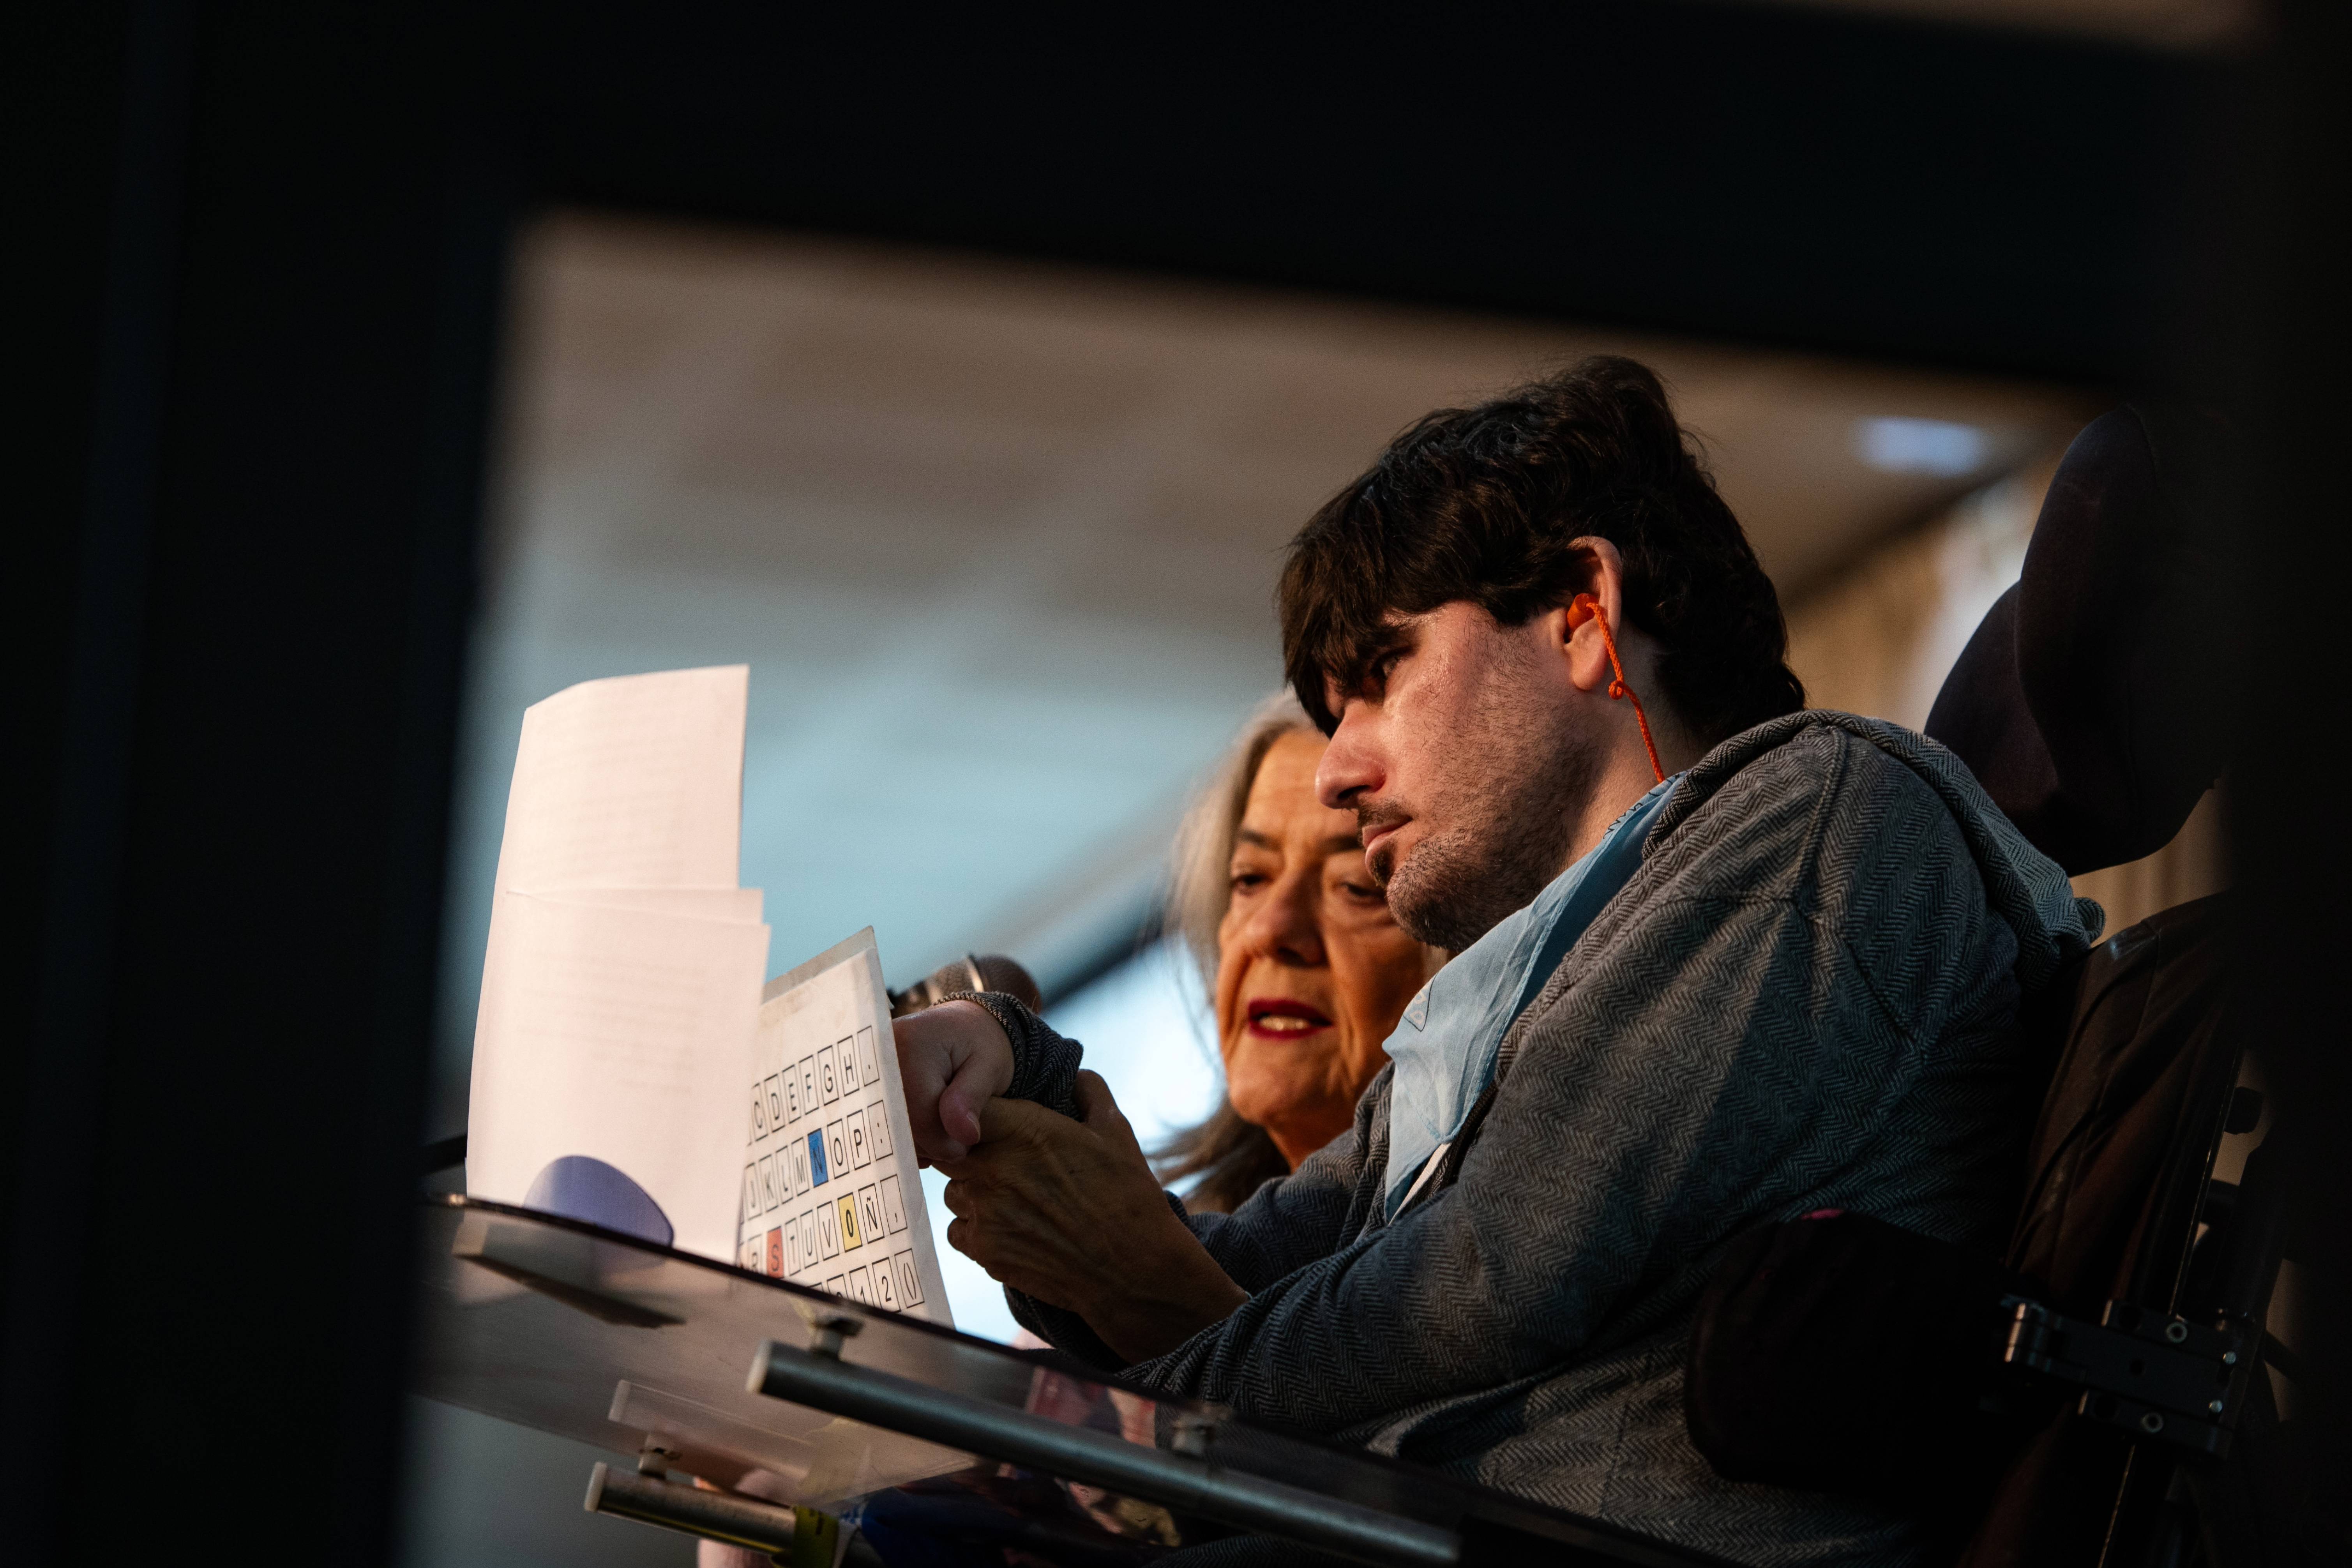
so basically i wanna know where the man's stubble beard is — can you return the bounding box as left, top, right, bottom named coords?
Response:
left=1369, top=694, right=1600, bottom=954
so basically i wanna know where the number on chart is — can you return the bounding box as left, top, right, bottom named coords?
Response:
left=891, top=1250, right=922, bottom=1306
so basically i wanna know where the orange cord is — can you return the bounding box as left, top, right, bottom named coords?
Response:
left=1568, top=594, right=1665, bottom=783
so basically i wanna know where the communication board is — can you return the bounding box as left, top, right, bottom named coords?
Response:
left=737, top=929, right=951, bottom=1324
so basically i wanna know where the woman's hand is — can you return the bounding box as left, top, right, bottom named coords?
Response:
left=891, top=1001, right=1015, bottom=1163
left=938, top=1071, right=1248, bottom=1363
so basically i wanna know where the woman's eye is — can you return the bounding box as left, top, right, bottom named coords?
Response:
left=1230, top=871, right=1268, bottom=893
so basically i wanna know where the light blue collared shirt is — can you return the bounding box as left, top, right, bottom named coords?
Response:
left=1381, top=774, right=1681, bottom=1218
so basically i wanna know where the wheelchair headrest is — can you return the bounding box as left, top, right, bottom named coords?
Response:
left=1925, top=406, right=2235, bottom=876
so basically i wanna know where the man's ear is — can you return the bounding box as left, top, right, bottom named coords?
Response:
left=1559, top=536, right=1629, bottom=695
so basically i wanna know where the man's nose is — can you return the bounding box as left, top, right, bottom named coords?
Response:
left=1315, top=709, right=1381, bottom=811
left=1241, top=866, right=1327, bottom=967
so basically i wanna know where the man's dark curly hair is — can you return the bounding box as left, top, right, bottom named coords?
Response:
left=1279, top=355, right=1805, bottom=747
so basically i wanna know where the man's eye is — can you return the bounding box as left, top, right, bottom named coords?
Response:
left=1230, top=871, right=1268, bottom=893
left=1368, top=650, right=1408, bottom=693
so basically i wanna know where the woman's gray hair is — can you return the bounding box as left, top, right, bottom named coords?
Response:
left=1165, top=691, right=1321, bottom=991
left=1151, top=692, right=1320, bottom=1213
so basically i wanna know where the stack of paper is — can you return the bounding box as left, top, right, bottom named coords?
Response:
left=466, top=666, right=769, bottom=1263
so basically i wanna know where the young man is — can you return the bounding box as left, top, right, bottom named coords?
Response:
left=894, top=358, right=2098, bottom=1564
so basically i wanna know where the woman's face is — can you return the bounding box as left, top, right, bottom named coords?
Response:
left=1215, top=730, right=1428, bottom=1167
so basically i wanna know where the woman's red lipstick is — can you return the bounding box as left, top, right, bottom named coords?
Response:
left=1245, top=999, right=1333, bottom=1038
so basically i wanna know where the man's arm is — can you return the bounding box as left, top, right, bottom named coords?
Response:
left=1117, top=746, right=2015, bottom=1432
left=1120, top=894, right=1845, bottom=1427
left=896, top=999, right=1388, bottom=1365
left=891, top=990, right=1090, bottom=1162
left=938, top=1076, right=1246, bottom=1361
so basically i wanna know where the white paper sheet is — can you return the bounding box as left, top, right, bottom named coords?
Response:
left=470, top=894, right=767, bottom=1260
left=491, top=666, right=747, bottom=894
left=467, top=666, right=768, bottom=1263
left=735, top=930, right=953, bottom=1325
left=538, top=886, right=765, bottom=923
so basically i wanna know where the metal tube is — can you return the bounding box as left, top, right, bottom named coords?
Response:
left=584, top=1462, right=799, bottom=1554
left=747, top=1340, right=1458, bottom=1568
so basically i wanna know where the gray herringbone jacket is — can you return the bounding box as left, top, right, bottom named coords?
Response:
left=1003, top=713, right=2100, bottom=1566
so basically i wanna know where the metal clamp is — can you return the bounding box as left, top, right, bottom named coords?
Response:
left=587, top=1463, right=801, bottom=1556
left=807, top=1312, right=862, bottom=1361
left=2000, top=1296, right=2252, bottom=1457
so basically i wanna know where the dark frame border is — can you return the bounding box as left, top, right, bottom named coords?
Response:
left=9, top=4, right=2341, bottom=1563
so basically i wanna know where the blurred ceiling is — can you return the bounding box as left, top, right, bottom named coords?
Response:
left=433, top=212, right=2093, bottom=1124
left=507, top=214, right=2090, bottom=627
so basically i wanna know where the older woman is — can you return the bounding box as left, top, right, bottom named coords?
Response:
left=1152, top=696, right=1434, bottom=1211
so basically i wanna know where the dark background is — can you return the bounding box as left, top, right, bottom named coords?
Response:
left=7, top=3, right=2341, bottom=1563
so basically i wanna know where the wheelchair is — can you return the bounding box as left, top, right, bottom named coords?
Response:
left=1684, top=405, right=2333, bottom=1568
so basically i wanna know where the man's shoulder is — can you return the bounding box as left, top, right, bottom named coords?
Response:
left=1661, top=712, right=1957, bottom=832
left=1645, top=712, right=1979, bottom=901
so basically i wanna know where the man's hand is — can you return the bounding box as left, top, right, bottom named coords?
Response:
left=891, top=1001, right=1015, bottom=1163
left=938, top=1071, right=1248, bottom=1363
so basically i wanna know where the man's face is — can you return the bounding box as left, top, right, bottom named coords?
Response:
left=1315, top=600, right=1600, bottom=952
